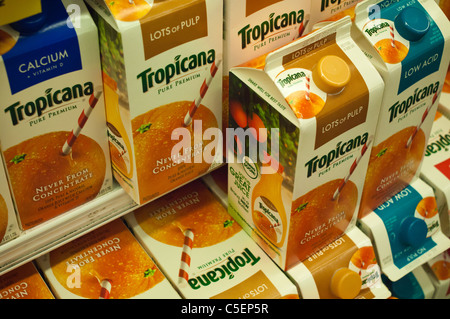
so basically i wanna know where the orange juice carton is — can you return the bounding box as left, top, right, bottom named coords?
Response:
left=352, top=0, right=450, bottom=219
left=35, top=218, right=180, bottom=299
left=423, top=249, right=450, bottom=299
left=227, top=17, right=384, bottom=271
left=0, top=149, right=20, bottom=245
left=437, top=66, right=450, bottom=118
left=85, top=0, right=223, bottom=205
left=0, top=0, right=42, bottom=26
left=287, top=227, right=391, bottom=299
left=309, top=0, right=364, bottom=31
left=358, top=178, right=450, bottom=282
left=202, top=164, right=228, bottom=207
left=123, top=179, right=299, bottom=299
left=222, top=0, right=311, bottom=133
left=0, top=262, right=54, bottom=299
left=420, top=112, right=450, bottom=236
left=382, top=265, right=436, bottom=299
left=0, top=0, right=113, bottom=230
left=437, top=0, right=450, bottom=19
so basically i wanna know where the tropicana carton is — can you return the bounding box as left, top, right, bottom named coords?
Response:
left=437, top=66, right=450, bottom=118
left=308, top=0, right=364, bottom=32
left=86, top=0, right=223, bottom=205
left=0, top=0, right=113, bottom=230
left=382, top=265, right=436, bottom=299
left=36, top=218, right=180, bottom=299
left=222, top=0, right=311, bottom=134
left=358, top=178, right=450, bottom=281
left=352, top=0, right=450, bottom=218
left=420, top=111, right=450, bottom=237
left=0, top=262, right=54, bottom=299
left=287, top=227, right=391, bottom=299
left=423, top=249, right=450, bottom=299
left=227, top=17, right=384, bottom=271
left=124, top=179, right=299, bottom=299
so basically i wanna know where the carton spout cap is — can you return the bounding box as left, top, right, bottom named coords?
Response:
left=330, top=268, right=362, bottom=299
left=394, top=7, right=430, bottom=42
left=399, top=216, right=428, bottom=248
left=312, top=55, right=350, bottom=94
left=10, top=0, right=50, bottom=34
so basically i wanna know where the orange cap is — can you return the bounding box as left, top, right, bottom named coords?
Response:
left=312, top=55, right=351, bottom=94
left=330, top=268, right=362, bottom=299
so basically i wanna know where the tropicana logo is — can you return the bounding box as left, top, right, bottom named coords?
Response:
left=187, top=248, right=261, bottom=290
left=388, top=81, right=439, bottom=123
left=136, top=50, right=216, bottom=93
left=237, top=10, right=305, bottom=49
left=4, top=82, right=94, bottom=126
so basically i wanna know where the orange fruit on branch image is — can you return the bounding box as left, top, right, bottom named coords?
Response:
left=4, top=131, right=106, bottom=229
left=248, top=113, right=267, bottom=143
left=359, top=126, right=425, bottom=217
left=106, top=0, right=152, bottom=22
left=49, top=220, right=165, bottom=299
left=374, top=38, right=409, bottom=64
left=132, top=101, right=218, bottom=203
left=285, top=90, right=325, bottom=119
left=287, top=179, right=358, bottom=268
left=229, top=100, right=247, bottom=128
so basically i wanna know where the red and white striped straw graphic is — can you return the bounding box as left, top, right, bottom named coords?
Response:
left=406, top=91, right=440, bottom=148
left=390, top=25, right=396, bottom=48
left=178, top=228, right=194, bottom=287
left=183, top=60, right=221, bottom=127
left=333, top=136, right=373, bottom=201
left=99, top=279, right=112, bottom=299
left=305, top=73, right=311, bottom=101
left=61, top=89, right=103, bottom=155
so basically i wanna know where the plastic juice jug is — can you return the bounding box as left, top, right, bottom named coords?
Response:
left=251, top=153, right=287, bottom=248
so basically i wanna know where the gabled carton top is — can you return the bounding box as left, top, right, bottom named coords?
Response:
left=231, top=17, right=374, bottom=132
left=87, top=0, right=205, bottom=30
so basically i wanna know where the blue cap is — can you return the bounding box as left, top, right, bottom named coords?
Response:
left=399, top=217, right=428, bottom=248
left=10, top=0, right=50, bottom=34
left=10, top=11, right=47, bottom=34
left=391, top=273, right=425, bottom=299
left=394, top=7, right=430, bottom=42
